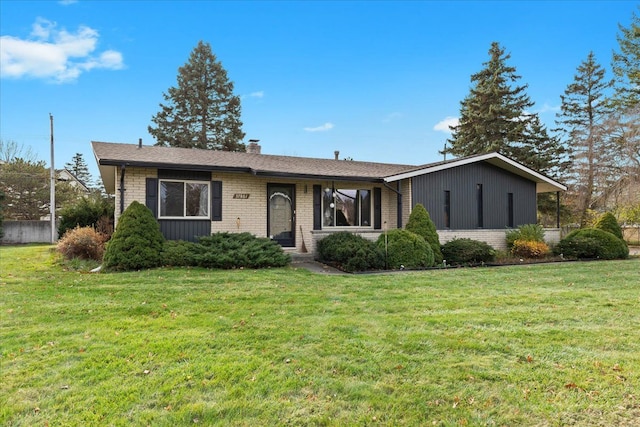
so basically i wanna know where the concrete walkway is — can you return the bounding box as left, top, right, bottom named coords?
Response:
left=289, top=254, right=345, bottom=274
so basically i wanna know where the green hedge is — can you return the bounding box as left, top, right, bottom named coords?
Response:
left=316, top=231, right=384, bottom=272
left=377, top=229, right=434, bottom=269
left=441, top=238, right=496, bottom=266
left=554, top=228, right=628, bottom=260
left=162, top=235, right=291, bottom=269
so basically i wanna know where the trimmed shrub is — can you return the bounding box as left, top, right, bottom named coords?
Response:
left=194, top=232, right=290, bottom=269
left=162, top=240, right=199, bottom=267
left=554, top=228, right=628, bottom=260
left=441, top=238, right=496, bottom=266
left=511, top=239, right=549, bottom=259
left=57, top=226, right=106, bottom=261
left=58, top=196, right=114, bottom=239
left=377, top=229, right=434, bottom=269
left=406, top=203, right=443, bottom=264
left=316, top=231, right=384, bottom=272
left=102, top=201, right=165, bottom=271
left=506, top=224, right=545, bottom=248
left=594, top=212, right=623, bottom=240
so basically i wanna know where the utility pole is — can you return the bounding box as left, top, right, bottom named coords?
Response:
left=50, top=114, right=56, bottom=243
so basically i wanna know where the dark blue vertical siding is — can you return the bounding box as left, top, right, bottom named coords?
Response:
left=159, top=220, right=210, bottom=242
left=411, top=162, right=537, bottom=229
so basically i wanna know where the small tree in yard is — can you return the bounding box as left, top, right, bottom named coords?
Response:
left=405, top=203, right=443, bottom=264
left=102, top=201, right=165, bottom=271
left=594, top=212, right=624, bottom=240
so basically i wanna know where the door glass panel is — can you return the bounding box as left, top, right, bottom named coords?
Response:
left=269, top=186, right=293, bottom=242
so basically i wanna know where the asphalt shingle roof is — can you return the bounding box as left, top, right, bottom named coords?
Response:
left=92, top=141, right=418, bottom=181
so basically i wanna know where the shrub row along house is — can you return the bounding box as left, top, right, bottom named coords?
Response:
left=92, top=141, right=566, bottom=253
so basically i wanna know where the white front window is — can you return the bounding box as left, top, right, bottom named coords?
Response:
left=159, top=180, right=209, bottom=219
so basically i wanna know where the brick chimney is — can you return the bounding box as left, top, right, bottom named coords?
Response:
left=246, top=139, right=261, bottom=154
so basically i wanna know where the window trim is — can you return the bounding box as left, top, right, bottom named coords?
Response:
left=158, top=179, right=211, bottom=220
left=322, top=187, right=373, bottom=228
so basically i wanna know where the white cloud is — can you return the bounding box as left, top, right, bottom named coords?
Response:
left=0, top=18, right=124, bottom=83
left=535, top=103, right=561, bottom=114
left=433, top=116, right=459, bottom=133
left=382, top=112, right=402, bottom=123
left=59, top=0, right=79, bottom=5
left=249, top=91, right=264, bottom=98
left=304, top=122, right=334, bottom=132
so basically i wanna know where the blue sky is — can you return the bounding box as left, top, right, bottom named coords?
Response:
left=1, top=0, right=637, bottom=179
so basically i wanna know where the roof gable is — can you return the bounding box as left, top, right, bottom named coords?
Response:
left=384, top=152, right=567, bottom=193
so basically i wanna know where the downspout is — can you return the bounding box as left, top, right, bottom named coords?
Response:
left=119, top=164, right=126, bottom=214
left=556, top=191, right=561, bottom=229
left=383, top=181, right=403, bottom=229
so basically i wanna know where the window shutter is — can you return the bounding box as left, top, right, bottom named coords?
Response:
left=374, top=187, right=382, bottom=229
left=211, top=181, right=222, bottom=221
left=313, top=185, right=322, bottom=230
left=146, top=178, right=158, bottom=218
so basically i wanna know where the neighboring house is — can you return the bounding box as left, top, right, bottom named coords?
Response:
left=57, top=169, right=91, bottom=194
left=92, top=141, right=566, bottom=252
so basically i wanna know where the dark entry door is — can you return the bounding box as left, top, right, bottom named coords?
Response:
left=268, top=184, right=295, bottom=247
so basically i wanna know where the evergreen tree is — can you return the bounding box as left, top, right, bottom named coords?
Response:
left=555, top=52, right=614, bottom=227
left=405, top=203, right=443, bottom=264
left=607, top=10, right=640, bottom=217
left=149, top=41, right=246, bottom=151
left=611, top=9, right=640, bottom=110
left=65, top=153, right=93, bottom=187
left=445, top=42, right=565, bottom=176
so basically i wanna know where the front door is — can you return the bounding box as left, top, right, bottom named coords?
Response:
left=268, top=184, right=295, bottom=247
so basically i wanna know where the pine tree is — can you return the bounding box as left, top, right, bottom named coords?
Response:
left=555, top=52, right=614, bottom=227
left=65, top=153, right=93, bottom=187
left=445, top=42, right=565, bottom=177
left=611, top=8, right=640, bottom=110
left=149, top=41, right=246, bottom=151
left=607, top=10, right=640, bottom=216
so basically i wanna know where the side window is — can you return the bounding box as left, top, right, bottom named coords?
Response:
left=444, top=190, right=451, bottom=228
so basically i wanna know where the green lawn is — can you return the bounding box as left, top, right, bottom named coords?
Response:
left=1, top=245, right=639, bottom=426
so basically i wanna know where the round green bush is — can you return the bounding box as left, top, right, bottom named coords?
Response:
left=317, top=231, right=384, bottom=272
left=376, top=229, right=434, bottom=269
left=594, top=212, right=623, bottom=240
left=554, top=228, right=628, bottom=260
left=406, top=203, right=443, bottom=264
left=102, top=201, right=165, bottom=271
left=441, top=238, right=496, bottom=266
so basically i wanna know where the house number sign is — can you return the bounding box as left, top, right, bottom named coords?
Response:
left=233, top=193, right=250, bottom=199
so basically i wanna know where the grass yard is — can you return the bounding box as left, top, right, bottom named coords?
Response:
left=1, top=245, right=639, bottom=426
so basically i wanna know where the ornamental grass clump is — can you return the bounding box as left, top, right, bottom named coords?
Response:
left=405, top=203, right=443, bottom=264
left=57, top=226, right=107, bottom=261
left=511, top=239, right=549, bottom=259
left=102, top=201, right=165, bottom=271
left=505, top=223, right=546, bottom=248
